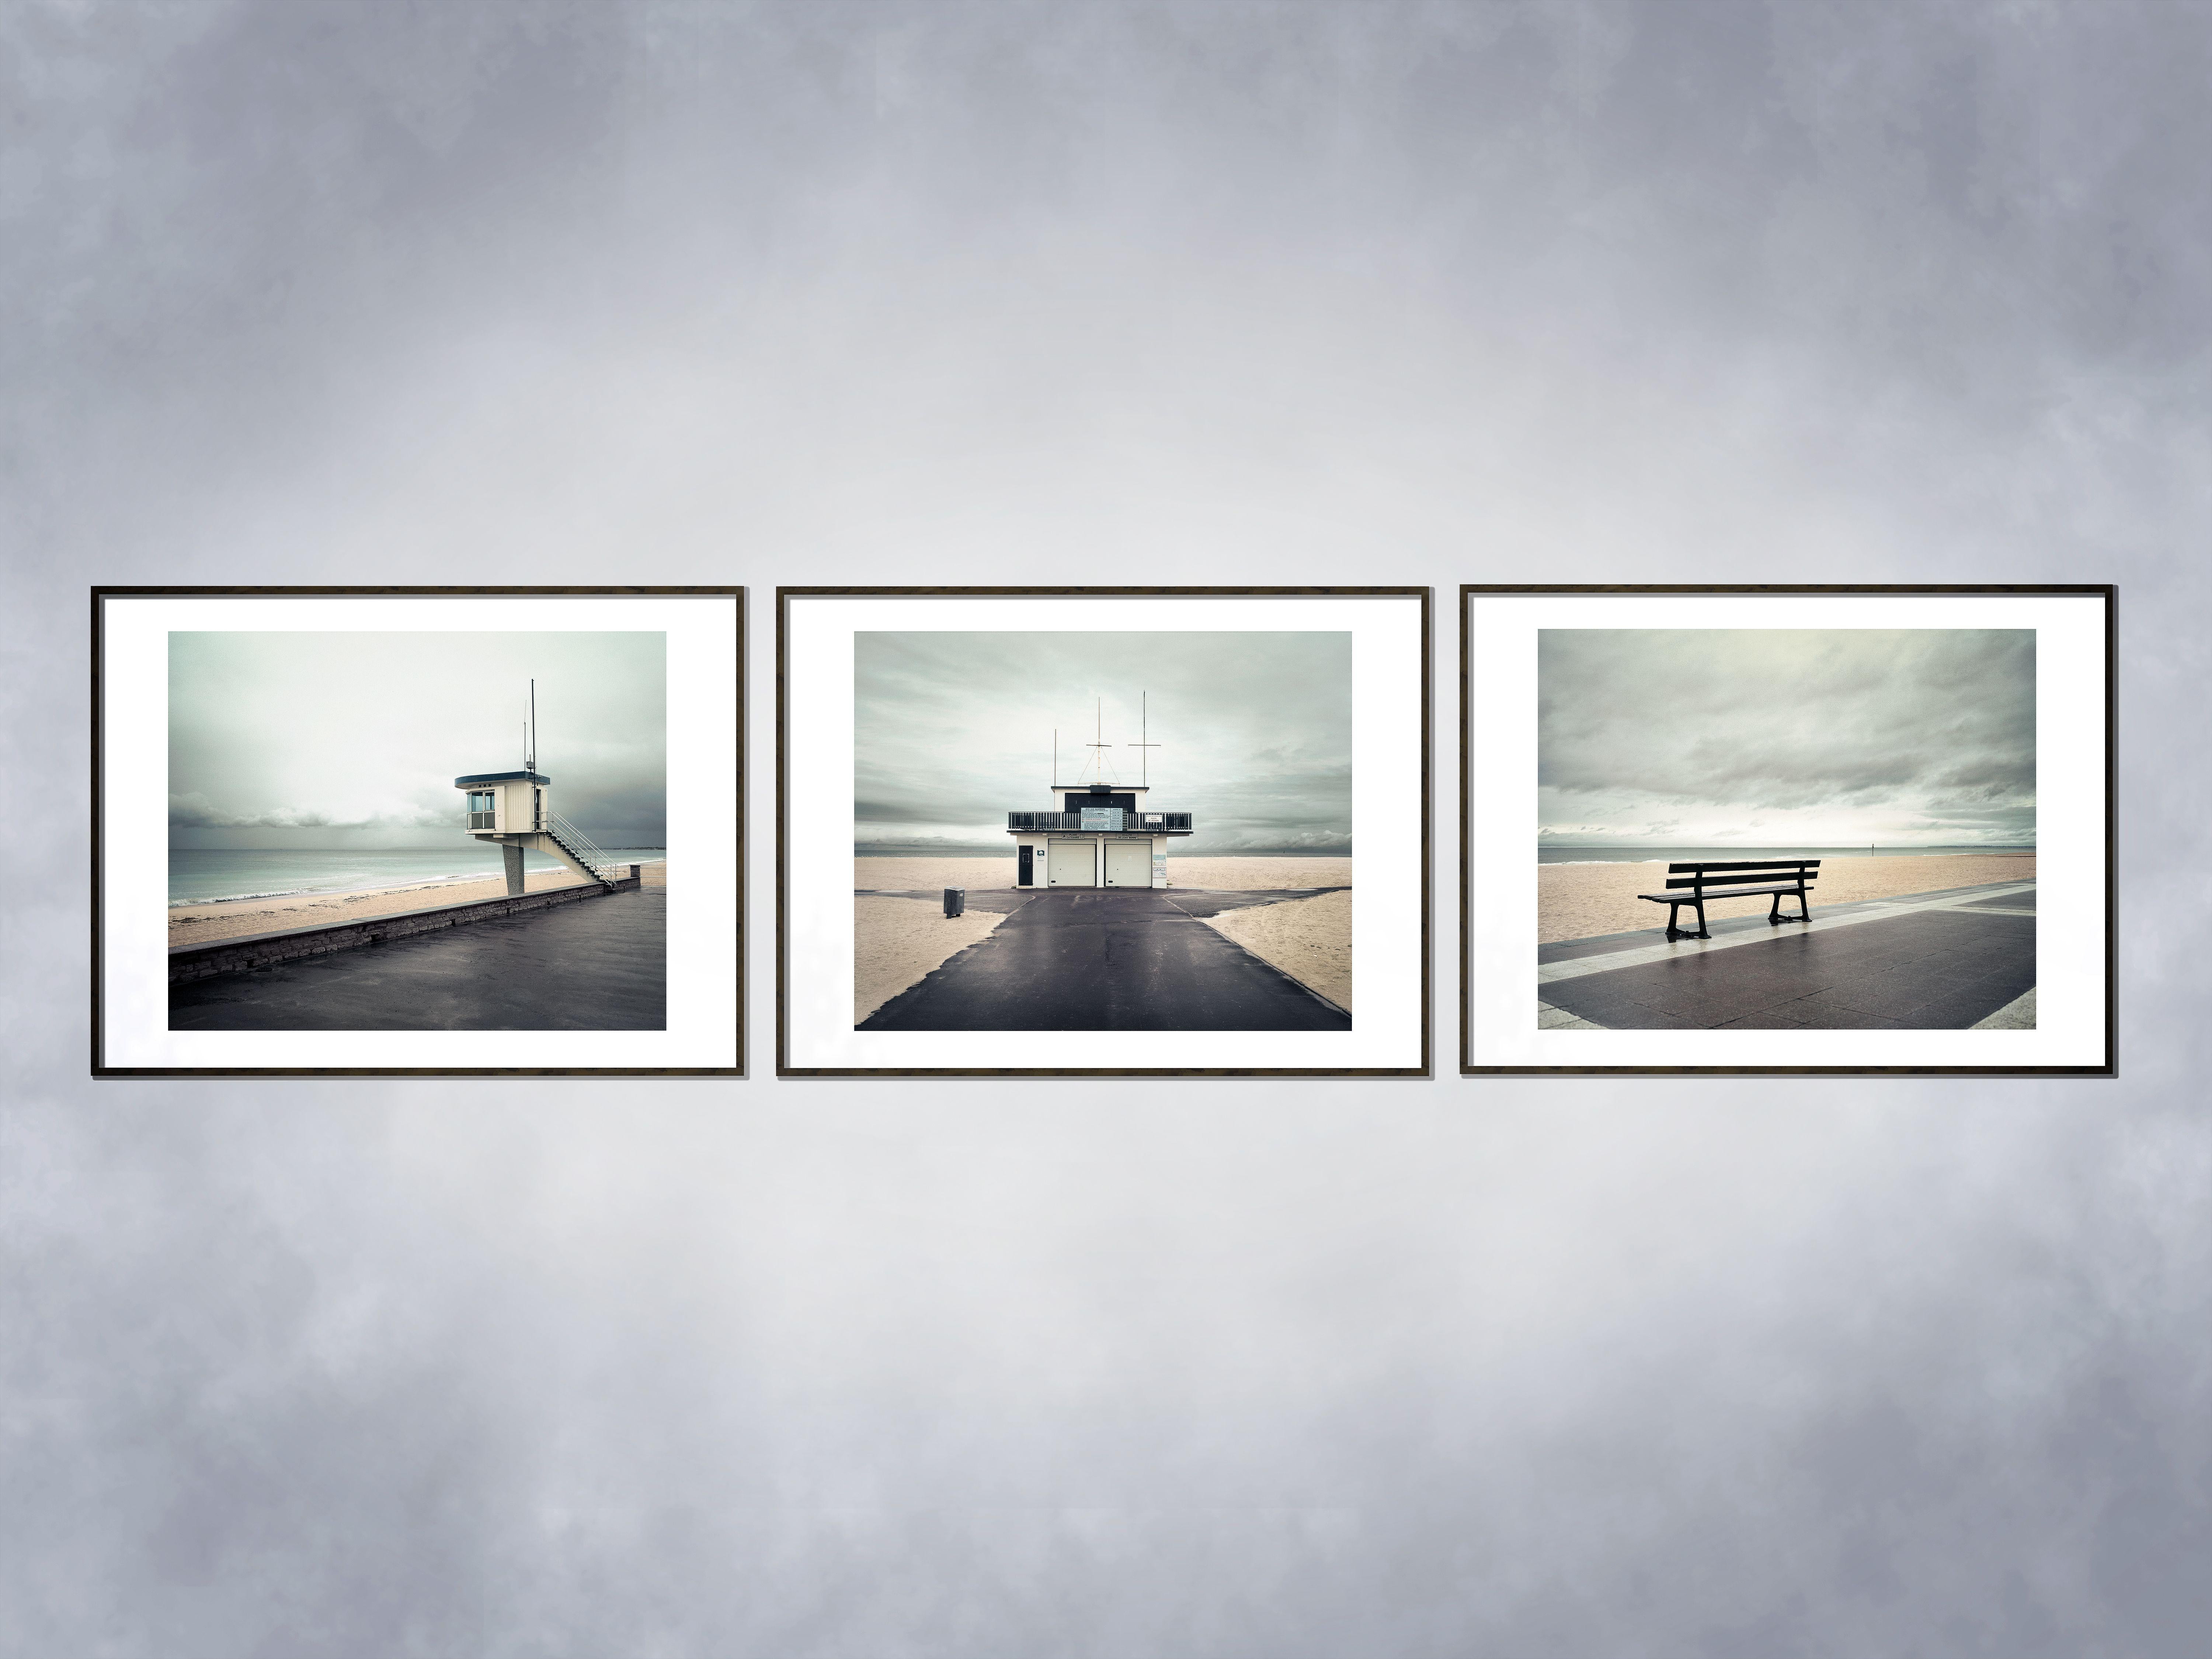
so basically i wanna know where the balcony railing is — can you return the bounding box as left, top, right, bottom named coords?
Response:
left=1008, top=811, right=1193, bottom=832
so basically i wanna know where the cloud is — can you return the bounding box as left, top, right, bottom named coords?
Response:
left=1538, top=630, right=2036, bottom=842
left=168, top=792, right=331, bottom=829
left=168, top=632, right=666, bottom=842
left=166, top=791, right=460, bottom=831
left=855, top=633, right=1352, bottom=855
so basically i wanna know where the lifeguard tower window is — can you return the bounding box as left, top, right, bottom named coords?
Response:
left=1064, top=792, right=1138, bottom=813
left=466, top=791, right=496, bottom=830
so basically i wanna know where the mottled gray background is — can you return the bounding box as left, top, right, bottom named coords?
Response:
left=4, top=3, right=2208, bottom=1655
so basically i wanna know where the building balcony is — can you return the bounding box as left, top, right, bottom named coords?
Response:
left=1008, top=810, right=1193, bottom=834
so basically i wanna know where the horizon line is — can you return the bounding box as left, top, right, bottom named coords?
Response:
left=1537, top=841, right=2038, bottom=847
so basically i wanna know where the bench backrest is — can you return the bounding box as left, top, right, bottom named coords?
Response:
left=1663, top=859, right=1820, bottom=892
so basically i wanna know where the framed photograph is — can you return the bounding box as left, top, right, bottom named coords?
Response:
left=779, top=587, right=1429, bottom=1077
left=1462, top=585, right=2114, bottom=1076
left=93, top=586, right=742, bottom=1077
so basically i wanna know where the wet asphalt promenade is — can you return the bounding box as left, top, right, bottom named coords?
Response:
left=1537, top=879, right=2036, bottom=1030
left=170, top=889, right=666, bottom=1031
left=859, top=887, right=1350, bottom=1031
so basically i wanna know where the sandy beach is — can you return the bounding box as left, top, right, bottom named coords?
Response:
left=168, top=860, right=667, bottom=947
left=1202, top=889, right=1352, bottom=1011
left=853, top=895, right=1007, bottom=1023
left=1537, top=853, right=2036, bottom=945
left=855, top=855, right=1352, bottom=892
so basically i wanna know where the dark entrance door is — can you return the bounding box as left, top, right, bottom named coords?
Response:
left=1018, top=845, right=1033, bottom=886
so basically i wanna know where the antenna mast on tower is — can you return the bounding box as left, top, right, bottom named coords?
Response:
left=1080, top=696, right=1115, bottom=783
left=1129, top=690, right=1161, bottom=786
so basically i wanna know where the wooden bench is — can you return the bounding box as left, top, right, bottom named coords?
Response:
left=1638, top=859, right=1819, bottom=940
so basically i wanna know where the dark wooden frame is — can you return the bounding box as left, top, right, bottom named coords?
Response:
left=91, top=585, right=744, bottom=1078
left=778, top=585, right=1431, bottom=1078
left=1459, top=583, right=2117, bottom=1078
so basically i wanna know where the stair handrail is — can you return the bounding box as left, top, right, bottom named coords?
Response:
left=547, top=811, right=622, bottom=886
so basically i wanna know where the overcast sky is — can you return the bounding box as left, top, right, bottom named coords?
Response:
left=856, top=632, right=1351, bottom=853
left=7, top=3, right=2206, bottom=1654
left=1538, top=629, right=2036, bottom=846
left=170, top=632, right=666, bottom=844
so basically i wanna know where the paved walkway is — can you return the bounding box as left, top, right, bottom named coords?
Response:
left=1536, top=880, right=2035, bottom=1031
left=857, top=888, right=1043, bottom=914
left=859, top=888, right=1350, bottom=1031
left=169, top=889, right=666, bottom=1031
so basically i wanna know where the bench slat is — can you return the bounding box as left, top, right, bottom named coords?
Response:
left=1663, top=872, right=1820, bottom=891
left=1665, top=859, right=1821, bottom=873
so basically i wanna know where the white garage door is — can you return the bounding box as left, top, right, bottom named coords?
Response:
left=1047, top=840, right=1096, bottom=886
left=1103, top=841, right=1151, bottom=887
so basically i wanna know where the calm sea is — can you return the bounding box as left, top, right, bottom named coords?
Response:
left=1537, top=845, right=2035, bottom=865
left=169, top=846, right=668, bottom=906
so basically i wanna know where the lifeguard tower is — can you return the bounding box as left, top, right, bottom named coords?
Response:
left=1005, top=696, right=1194, bottom=888
left=455, top=682, right=625, bottom=896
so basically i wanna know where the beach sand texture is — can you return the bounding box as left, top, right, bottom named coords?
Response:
left=1537, top=853, right=2036, bottom=944
left=854, top=895, right=1006, bottom=1023
left=1200, top=888, right=1352, bottom=1012
left=855, top=855, right=1352, bottom=892
left=168, top=860, right=668, bottom=947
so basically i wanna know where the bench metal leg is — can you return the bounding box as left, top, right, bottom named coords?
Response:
left=1667, top=899, right=1710, bottom=940
left=1768, top=888, right=1811, bottom=924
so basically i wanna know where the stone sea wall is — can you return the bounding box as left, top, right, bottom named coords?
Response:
left=169, top=868, right=643, bottom=984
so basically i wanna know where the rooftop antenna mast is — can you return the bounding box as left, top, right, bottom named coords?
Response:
left=1129, top=689, right=1161, bottom=786
left=528, top=678, right=537, bottom=774
left=1081, top=696, right=1114, bottom=784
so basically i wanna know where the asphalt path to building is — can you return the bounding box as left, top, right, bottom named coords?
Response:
left=1537, top=880, right=2035, bottom=1030
left=169, top=888, right=666, bottom=1030
left=859, top=888, right=1351, bottom=1031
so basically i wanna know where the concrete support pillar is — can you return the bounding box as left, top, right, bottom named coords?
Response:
left=502, top=842, right=526, bottom=896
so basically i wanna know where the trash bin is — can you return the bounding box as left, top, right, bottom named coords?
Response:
left=943, top=887, right=966, bottom=918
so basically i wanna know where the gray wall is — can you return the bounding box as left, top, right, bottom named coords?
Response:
left=5, top=4, right=2206, bottom=1655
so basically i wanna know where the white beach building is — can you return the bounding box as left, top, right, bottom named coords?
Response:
left=1006, top=781, right=1194, bottom=887
left=456, top=765, right=627, bottom=896
left=455, top=683, right=634, bottom=895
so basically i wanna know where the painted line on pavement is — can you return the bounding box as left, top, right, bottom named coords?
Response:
left=1537, top=1000, right=1605, bottom=1030
left=1969, top=988, right=2038, bottom=1029
left=1537, top=883, right=2039, bottom=987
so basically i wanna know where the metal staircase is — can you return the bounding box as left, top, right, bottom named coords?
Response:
left=546, top=813, right=624, bottom=890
